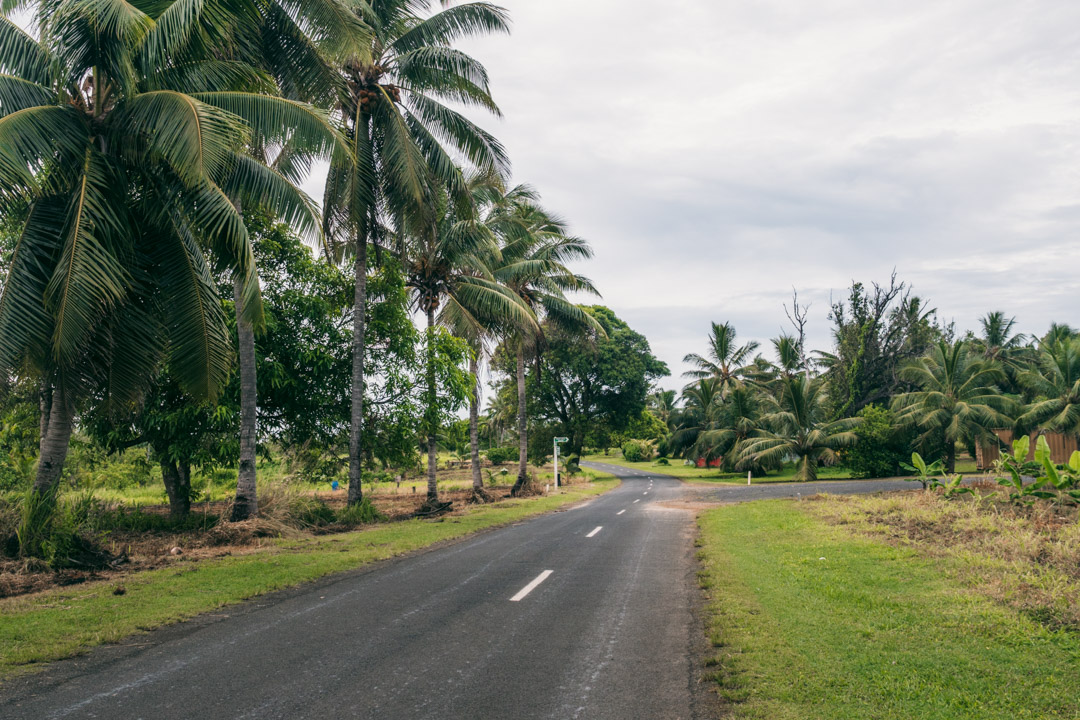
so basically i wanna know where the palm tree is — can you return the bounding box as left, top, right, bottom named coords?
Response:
left=738, top=375, right=860, bottom=482
left=321, top=0, right=510, bottom=506
left=976, top=311, right=1025, bottom=363
left=698, top=385, right=769, bottom=473
left=489, top=198, right=600, bottom=495
left=1016, top=338, right=1080, bottom=434
left=892, top=340, right=1014, bottom=472
left=682, top=322, right=759, bottom=396
left=405, top=180, right=532, bottom=504
left=219, top=0, right=369, bottom=520
left=668, top=379, right=724, bottom=463
left=0, top=0, right=333, bottom=501
left=648, top=389, right=678, bottom=431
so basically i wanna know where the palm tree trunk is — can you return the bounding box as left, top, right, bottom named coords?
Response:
left=32, top=382, right=73, bottom=494
left=511, top=344, right=529, bottom=496
left=469, top=353, right=484, bottom=494
left=799, top=454, right=817, bottom=482
left=38, top=381, right=51, bottom=454
left=347, top=236, right=368, bottom=506
left=161, top=458, right=192, bottom=519
left=425, top=304, right=439, bottom=502
left=231, top=275, right=258, bottom=521
left=945, top=440, right=956, bottom=474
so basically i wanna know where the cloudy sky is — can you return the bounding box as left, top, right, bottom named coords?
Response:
left=423, top=0, right=1080, bottom=389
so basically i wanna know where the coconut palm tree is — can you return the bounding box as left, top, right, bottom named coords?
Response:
left=668, top=379, right=724, bottom=463
left=682, top=322, right=759, bottom=396
left=0, top=0, right=335, bottom=502
left=976, top=311, right=1025, bottom=363
left=404, top=179, right=532, bottom=504
left=1015, top=338, right=1080, bottom=434
left=891, top=340, right=1014, bottom=472
left=489, top=198, right=601, bottom=495
left=738, top=375, right=860, bottom=482
left=320, top=0, right=510, bottom=506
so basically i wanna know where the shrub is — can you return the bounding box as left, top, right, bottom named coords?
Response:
left=657, top=457, right=670, bottom=466
left=337, top=498, right=385, bottom=526
left=621, top=439, right=656, bottom=463
left=846, top=405, right=908, bottom=479
left=485, top=447, right=517, bottom=466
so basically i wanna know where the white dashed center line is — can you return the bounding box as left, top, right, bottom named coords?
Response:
left=633, top=499, right=640, bottom=503
left=510, top=570, right=553, bottom=602
left=617, top=509, right=626, bottom=515
left=585, top=526, right=603, bottom=538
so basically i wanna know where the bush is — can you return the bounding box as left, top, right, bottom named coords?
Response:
left=846, top=406, right=908, bottom=479
left=656, top=457, right=670, bottom=466
left=337, top=498, right=385, bottom=526
left=621, top=439, right=656, bottom=463
left=485, top=447, right=517, bottom=466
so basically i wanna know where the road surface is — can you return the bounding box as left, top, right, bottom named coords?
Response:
left=1, top=465, right=913, bottom=719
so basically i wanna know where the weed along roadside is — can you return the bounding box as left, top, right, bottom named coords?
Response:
left=694, top=496, right=1080, bottom=719
left=0, top=476, right=617, bottom=681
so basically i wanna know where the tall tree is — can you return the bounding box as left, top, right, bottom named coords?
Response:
left=405, top=180, right=531, bottom=503
left=817, top=275, right=940, bottom=418
left=511, top=306, right=667, bottom=470
left=892, top=340, right=1013, bottom=472
left=682, top=322, right=759, bottom=396
left=321, top=0, right=510, bottom=506
left=489, top=200, right=601, bottom=494
left=0, top=0, right=332, bottom=508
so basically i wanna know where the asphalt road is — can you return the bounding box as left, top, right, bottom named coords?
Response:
left=2, top=465, right=917, bottom=720
left=2, top=471, right=708, bottom=720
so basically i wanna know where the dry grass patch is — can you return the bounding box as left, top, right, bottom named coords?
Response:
left=806, top=490, right=1080, bottom=630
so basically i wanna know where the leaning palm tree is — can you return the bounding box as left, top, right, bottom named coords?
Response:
left=892, top=340, right=1014, bottom=472
left=490, top=198, right=601, bottom=495
left=0, top=0, right=335, bottom=506
left=405, top=180, right=533, bottom=504
left=683, top=322, right=759, bottom=396
left=321, top=0, right=510, bottom=506
left=738, top=375, right=860, bottom=482
left=1015, top=338, right=1080, bottom=434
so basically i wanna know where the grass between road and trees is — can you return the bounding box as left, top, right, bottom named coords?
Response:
left=583, top=450, right=983, bottom=485
left=696, top=493, right=1080, bottom=719
left=0, top=474, right=617, bottom=681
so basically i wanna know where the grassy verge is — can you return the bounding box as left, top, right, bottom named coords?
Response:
left=0, top=476, right=616, bottom=680
left=696, top=500, right=1080, bottom=719
left=583, top=454, right=855, bottom=483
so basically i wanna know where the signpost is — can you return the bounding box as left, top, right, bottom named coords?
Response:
left=553, top=437, right=569, bottom=487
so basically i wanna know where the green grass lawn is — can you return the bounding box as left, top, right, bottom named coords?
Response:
left=0, top=476, right=617, bottom=681
left=582, top=453, right=855, bottom=484
left=696, top=501, right=1080, bottom=719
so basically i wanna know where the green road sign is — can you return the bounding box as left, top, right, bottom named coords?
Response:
left=554, top=437, right=569, bottom=443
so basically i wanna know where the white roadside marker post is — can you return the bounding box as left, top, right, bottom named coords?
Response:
left=553, top=436, right=569, bottom=488
left=748, top=471, right=752, bottom=486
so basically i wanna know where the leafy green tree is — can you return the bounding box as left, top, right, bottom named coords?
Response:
left=739, top=375, right=860, bottom=481
left=682, top=322, right=759, bottom=396
left=668, top=379, right=724, bottom=464
left=844, top=405, right=911, bottom=479
left=892, top=340, right=1013, bottom=472
left=321, top=0, right=510, bottom=506
left=0, top=0, right=335, bottom=507
left=510, top=306, right=668, bottom=467
left=818, top=275, right=941, bottom=418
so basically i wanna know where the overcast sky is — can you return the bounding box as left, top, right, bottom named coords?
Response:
left=420, top=0, right=1080, bottom=389
left=20, top=3, right=1076, bottom=390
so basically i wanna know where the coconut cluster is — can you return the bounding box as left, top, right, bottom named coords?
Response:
left=358, top=84, right=402, bottom=111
